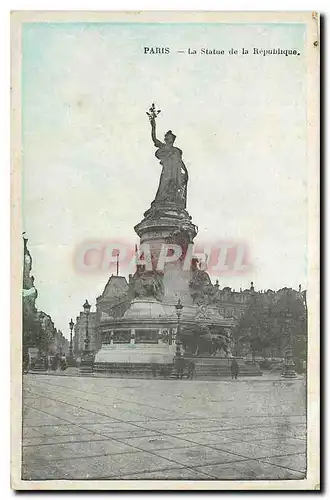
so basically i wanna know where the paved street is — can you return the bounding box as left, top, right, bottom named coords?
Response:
left=22, top=374, right=307, bottom=481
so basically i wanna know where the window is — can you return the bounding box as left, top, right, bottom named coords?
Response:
left=113, top=330, right=131, bottom=344
left=135, top=329, right=158, bottom=344
left=102, top=331, right=111, bottom=344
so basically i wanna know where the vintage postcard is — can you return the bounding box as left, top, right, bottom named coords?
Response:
left=11, top=11, right=320, bottom=490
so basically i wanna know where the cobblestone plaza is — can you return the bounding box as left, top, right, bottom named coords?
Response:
left=22, top=374, right=306, bottom=481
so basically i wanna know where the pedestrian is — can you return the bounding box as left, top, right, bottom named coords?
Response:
left=151, top=363, right=157, bottom=377
left=231, top=358, right=239, bottom=380
left=23, top=350, right=30, bottom=373
left=60, top=356, right=67, bottom=371
left=51, top=353, right=59, bottom=371
left=175, top=354, right=185, bottom=379
left=187, top=360, right=195, bottom=380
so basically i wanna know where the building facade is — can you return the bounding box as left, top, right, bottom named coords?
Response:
left=73, top=311, right=98, bottom=355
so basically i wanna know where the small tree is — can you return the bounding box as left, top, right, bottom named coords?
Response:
left=233, top=293, right=274, bottom=360
left=234, top=288, right=307, bottom=365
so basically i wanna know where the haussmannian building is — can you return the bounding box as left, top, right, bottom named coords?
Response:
left=73, top=311, right=98, bottom=356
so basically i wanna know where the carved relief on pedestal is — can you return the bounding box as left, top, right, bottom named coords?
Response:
left=131, top=270, right=165, bottom=302
left=159, top=329, right=170, bottom=344
left=102, top=330, right=112, bottom=344
left=189, top=267, right=215, bottom=305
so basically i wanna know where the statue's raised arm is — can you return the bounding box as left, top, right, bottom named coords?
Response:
left=146, top=103, right=164, bottom=148
left=150, top=118, right=164, bottom=148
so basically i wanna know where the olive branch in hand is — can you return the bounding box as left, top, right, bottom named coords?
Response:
left=146, top=103, right=161, bottom=122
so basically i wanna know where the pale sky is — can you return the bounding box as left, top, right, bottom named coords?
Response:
left=22, top=22, right=307, bottom=337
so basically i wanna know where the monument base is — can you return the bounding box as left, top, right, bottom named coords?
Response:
left=94, top=342, right=176, bottom=375
left=183, top=356, right=263, bottom=377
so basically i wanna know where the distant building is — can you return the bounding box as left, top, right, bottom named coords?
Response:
left=22, top=235, right=38, bottom=320
left=53, top=330, right=70, bottom=355
left=214, top=283, right=253, bottom=320
left=22, top=235, right=63, bottom=354
left=72, top=276, right=131, bottom=355
left=73, top=311, right=97, bottom=355
left=37, top=311, right=69, bottom=355
left=96, top=275, right=131, bottom=320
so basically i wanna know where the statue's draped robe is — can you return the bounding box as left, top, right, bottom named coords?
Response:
left=154, top=144, right=187, bottom=207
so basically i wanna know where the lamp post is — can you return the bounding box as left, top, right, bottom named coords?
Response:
left=282, top=311, right=297, bottom=378
left=68, top=318, right=74, bottom=366
left=80, top=299, right=94, bottom=374
left=175, top=299, right=184, bottom=358
left=83, top=299, right=91, bottom=351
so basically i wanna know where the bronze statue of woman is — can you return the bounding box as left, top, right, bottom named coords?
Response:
left=147, top=104, right=188, bottom=208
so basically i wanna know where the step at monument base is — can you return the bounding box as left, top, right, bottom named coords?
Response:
left=184, top=356, right=262, bottom=377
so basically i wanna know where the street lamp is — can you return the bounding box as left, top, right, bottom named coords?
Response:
left=68, top=318, right=74, bottom=366
left=83, top=299, right=91, bottom=351
left=175, top=298, right=184, bottom=358
left=80, top=299, right=93, bottom=374
left=282, top=311, right=297, bottom=379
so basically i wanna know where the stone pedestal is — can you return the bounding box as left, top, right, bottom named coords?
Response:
left=79, top=352, right=94, bottom=374
left=281, top=359, right=297, bottom=378
left=134, top=202, right=198, bottom=308
left=95, top=342, right=175, bottom=365
left=134, top=203, right=197, bottom=246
